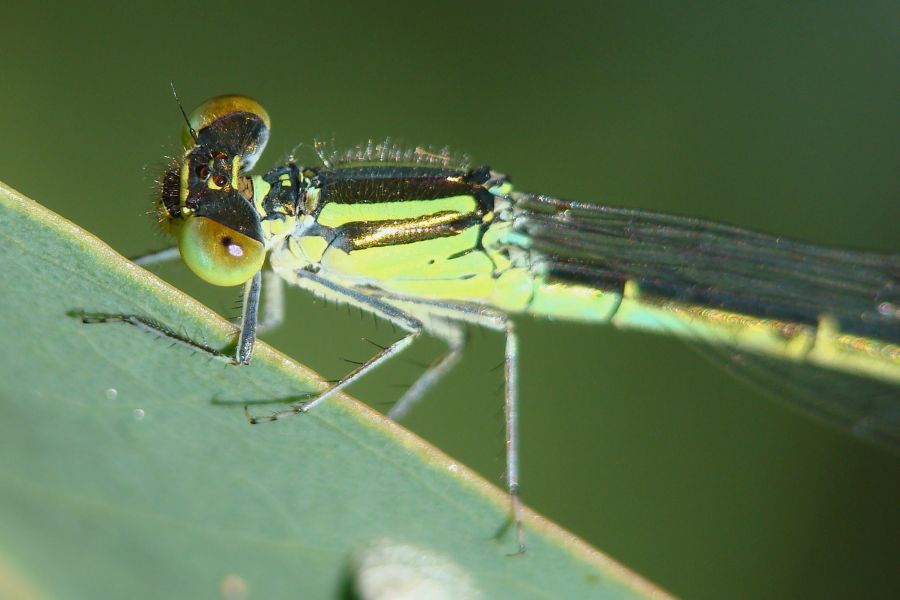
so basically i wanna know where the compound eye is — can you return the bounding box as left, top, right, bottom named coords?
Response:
left=176, top=216, right=265, bottom=286
left=180, top=95, right=271, bottom=171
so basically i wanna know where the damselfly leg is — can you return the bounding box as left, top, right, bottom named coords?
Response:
left=78, top=250, right=527, bottom=552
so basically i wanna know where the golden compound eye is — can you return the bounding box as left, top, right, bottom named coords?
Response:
left=196, top=165, right=210, bottom=180
left=181, top=95, right=271, bottom=149
left=176, top=216, right=265, bottom=286
left=212, top=174, right=228, bottom=188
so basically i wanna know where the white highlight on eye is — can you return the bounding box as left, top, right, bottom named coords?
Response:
left=226, top=243, right=244, bottom=257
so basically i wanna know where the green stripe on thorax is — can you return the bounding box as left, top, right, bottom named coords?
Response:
left=316, top=195, right=478, bottom=228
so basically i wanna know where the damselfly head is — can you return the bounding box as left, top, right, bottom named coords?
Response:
left=156, top=95, right=271, bottom=287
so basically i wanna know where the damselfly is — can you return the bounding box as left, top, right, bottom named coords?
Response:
left=79, top=94, right=900, bottom=552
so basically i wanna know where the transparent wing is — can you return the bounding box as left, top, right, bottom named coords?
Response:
left=510, top=193, right=900, bottom=450
left=511, top=193, right=900, bottom=343
left=696, top=343, right=900, bottom=451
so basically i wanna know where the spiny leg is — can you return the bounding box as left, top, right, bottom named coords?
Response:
left=246, top=270, right=424, bottom=424
left=89, top=251, right=527, bottom=549
left=75, top=270, right=263, bottom=366
left=373, top=297, right=525, bottom=553
left=502, top=319, right=524, bottom=554
left=387, top=319, right=466, bottom=421
left=74, top=312, right=236, bottom=364
left=467, top=310, right=524, bottom=553
left=243, top=285, right=521, bottom=542
left=234, top=271, right=261, bottom=364
left=427, top=306, right=524, bottom=553
left=130, top=244, right=285, bottom=347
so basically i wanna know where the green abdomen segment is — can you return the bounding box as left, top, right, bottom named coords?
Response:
left=525, top=277, right=900, bottom=385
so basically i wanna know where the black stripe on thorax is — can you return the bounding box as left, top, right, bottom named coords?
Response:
left=316, top=165, right=495, bottom=213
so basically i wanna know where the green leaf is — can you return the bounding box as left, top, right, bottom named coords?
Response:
left=0, top=181, right=669, bottom=599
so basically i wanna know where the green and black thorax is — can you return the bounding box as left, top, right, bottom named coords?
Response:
left=263, top=164, right=503, bottom=254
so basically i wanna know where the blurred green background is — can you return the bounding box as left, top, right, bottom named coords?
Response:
left=2, top=1, right=898, bottom=598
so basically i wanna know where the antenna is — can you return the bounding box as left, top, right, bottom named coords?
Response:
left=170, top=82, right=198, bottom=144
